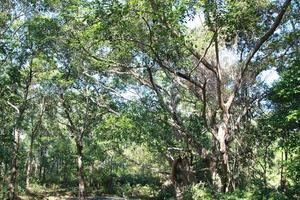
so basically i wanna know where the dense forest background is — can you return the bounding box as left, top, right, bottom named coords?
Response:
left=0, top=0, right=299, bottom=199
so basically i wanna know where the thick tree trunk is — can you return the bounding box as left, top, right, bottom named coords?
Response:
left=216, top=111, right=232, bottom=192
left=171, top=156, right=182, bottom=186
left=217, top=125, right=230, bottom=192
left=76, top=139, right=85, bottom=200
left=8, top=128, right=20, bottom=200
left=210, top=139, right=222, bottom=190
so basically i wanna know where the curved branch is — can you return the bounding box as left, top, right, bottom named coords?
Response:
left=226, top=0, right=292, bottom=109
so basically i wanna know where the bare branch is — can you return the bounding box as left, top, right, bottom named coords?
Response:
left=190, top=31, right=217, bottom=75
left=7, top=101, right=20, bottom=114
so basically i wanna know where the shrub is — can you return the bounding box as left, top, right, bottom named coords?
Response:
left=182, top=183, right=212, bottom=200
left=157, top=183, right=176, bottom=200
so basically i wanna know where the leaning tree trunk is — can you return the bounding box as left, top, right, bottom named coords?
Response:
left=8, top=128, right=20, bottom=200
left=76, top=138, right=85, bottom=200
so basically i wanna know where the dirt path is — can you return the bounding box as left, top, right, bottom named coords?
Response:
left=66, top=197, right=125, bottom=200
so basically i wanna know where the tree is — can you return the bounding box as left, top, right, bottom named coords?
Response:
left=86, top=0, right=292, bottom=192
left=0, top=0, right=299, bottom=198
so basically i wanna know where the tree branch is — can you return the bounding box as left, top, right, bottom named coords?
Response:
left=226, top=0, right=291, bottom=109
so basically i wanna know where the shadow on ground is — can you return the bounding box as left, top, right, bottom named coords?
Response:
left=20, top=187, right=129, bottom=200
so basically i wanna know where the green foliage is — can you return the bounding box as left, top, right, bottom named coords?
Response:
left=157, top=184, right=176, bottom=200
left=287, top=147, right=300, bottom=189
left=0, top=0, right=299, bottom=199
left=270, top=59, right=300, bottom=133
left=182, top=183, right=299, bottom=200
left=182, top=183, right=213, bottom=199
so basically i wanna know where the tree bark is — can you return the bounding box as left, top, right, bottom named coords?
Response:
left=171, top=156, right=182, bottom=186
left=215, top=110, right=232, bottom=192
left=8, top=128, right=20, bottom=200
left=76, top=139, right=85, bottom=200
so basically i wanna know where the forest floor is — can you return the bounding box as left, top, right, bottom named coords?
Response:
left=19, top=186, right=126, bottom=200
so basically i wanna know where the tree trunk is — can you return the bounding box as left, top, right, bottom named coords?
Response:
left=76, top=139, right=85, bottom=200
left=171, top=156, right=182, bottom=186
left=8, top=128, right=20, bottom=200
left=25, top=133, right=34, bottom=188
left=280, top=150, right=288, bottom=191
left=210, top=139, right=222, bottom=190
left=216, top=115, right=231, bottom=192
